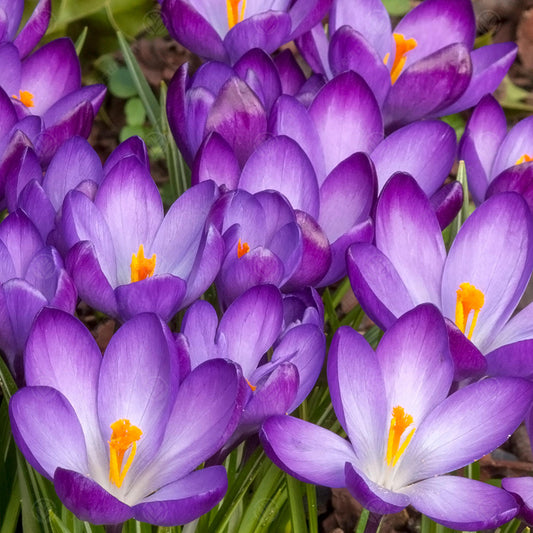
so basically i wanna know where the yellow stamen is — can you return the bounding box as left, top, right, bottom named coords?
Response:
left=108, top=419, right=142, bottom=488
left=386, top=406, right=415, bottom=467
left=455, top=282, right=485, bottom=340
left=516, top=154, right=533, bottom=165
left=130, top=244, right=156, bottom=282
left=384, top=33, right=418, bottom=85
left=226, top=0, right=247, bottom=29
left=12, top=90, right=34, bottom=108
left=237, top=238, right=250, bottom=259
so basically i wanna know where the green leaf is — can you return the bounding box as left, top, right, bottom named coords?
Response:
left=0, top=354, right=17, bottom=400
left=440, top=113, right=465, bottom=142
left=382, top=0, right=411, bottom=16
left=108, top=67, right=138, bottom=99
left=125, top=98, right=146, bottom=126
left=0, top=476, right=20, bottom=533
left=49, top=511, right=73, bottom=533
left=74, top=27, right=88, bottom=55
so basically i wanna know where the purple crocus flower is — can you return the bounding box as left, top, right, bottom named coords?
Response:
left=59, top=156, right=223, bottom=321
left=347, top=174, right=533, bottom=382
left=181, top=284, right=325, bottom=458
left=10, top=309, right=246, bottom=526
left=209, top=188, right=304, bottom=307
left=298, top=0, right=516, bottom=130
left=0, top=210, right=76, bottom=383
left=459, top=94, right=533, bottom=211
left=159, top=0, right=332, bottom=64
left=0, top=0, right=51, bottom=57
left=261, top=304, right=533, bottom=529
left=0, top=38, right=106, bottom=163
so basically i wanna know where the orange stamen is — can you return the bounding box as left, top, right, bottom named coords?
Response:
left=226, top=0, right=247, bottom=29
left=12, top=90, right=34, bottom=108
left=516, top=154, right=533, bottom=165
left=384, top=33, right=417, bottom=85
left=131, top=244, right=156, bottom=282
left=237, top=238, right=250, bottom=259
left=455, top=282, right=485, bottom=340
left=245, top=378, right=256, bottom=392
left=108, top=419, right=142, bottom=488
left=386, top=406, right=415, bottom=467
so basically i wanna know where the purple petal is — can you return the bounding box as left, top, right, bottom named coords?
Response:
left=10, top=386, right=88, bottom=480
left=486, top=340, right=533, bottom=380
left=240, top=135, right=320, bottom=218
left=404, top=476, right=518, bottom=530
left=224, top=12, right=292, bottom=64
left=502, top=477, right=533, bottom=525
left=327, top=325, right=387, bottom=469
left=206, top=77, right=267, bottom=167
left=16, top=181, right=55, bottom=241
left=21, top=38, right=80, bottom=115
left=442, top=193, right=533, bottom=352
left=218, top=284, right=283, bottom=376
left=104, top=135, right=149, bottom=173
left=289, top=0, right=332, bottom=40
left=133, top=467, right=228, bottom=526
left=346, top=243, right=414, bottom=329
left=260, top=415, right=357, bottom=487
left=0, top=43, right=21, bottom=95
left=437, top=42, right=518, bottom=117
left=376, top=174, right=445, bottom=305
left=160, top=0, right=228, bottom=62
left=399, top=377, right=533, bottom=486
left=384, top=43, right=471, bottom=130
left=345, top=463, right=409, bottom=515
left=192, top=132, right=240, bottom=188
left=295, top=25, right=329, bottom=77
left=309, top=71, right=383, bottom=174
left=372, top=121, right=456, bottom=195
left=54, top=468, right=133, bottom=525
left=273, top=49, right=306, bottom=96
left=430, top=181, right=464, bottom=230
left=486, top=163, right=533, bottom=214
left=13, top=0, right=50, bottom=57
left=0, top=86, right=17, bottom=139
left=0, top=0, right=23, bottom=42
left=446, top=319, right=487, bottom=382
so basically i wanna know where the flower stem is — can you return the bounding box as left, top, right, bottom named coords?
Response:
left=355, top=508, right=369, bottom=533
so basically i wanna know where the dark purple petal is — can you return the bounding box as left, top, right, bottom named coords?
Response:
left=486, top=163, right=533, bottom=214
left=15, top=181, right=55, bottom=241
left=104, top=135, right=149, bottom=173
left=160, top=0, right=228, bottom=62
left=446, top=319, right=487, bottom=382
left=0, top=86, right=18, bottom=139
left=13, top=0, right=50, bottom=57
left=4, top=145, right=41, bottom=212
left=404, top=476, right=518, bottom=530
left=309, top=71, right=383, bottom=174
left=240, top=135, right=320, bottom=218
left=295, top=25, right=329, bottom=76
left=54, top=468, right=133, bottom=525
left=289, top=0, right=332, bottom=40
left=21, top=38, right=80, bottom=115
left=438, top=43, right=518, bottom=117
left=206, top=77, right=267, bottom=167
left=372, top=121, right=456, bottom=195
left=345, top=463, right=409, bottom=515
left=347, top=243, right=414, bottom=329
left=260, top=415, right=357, bottom=487
left=376, top=174, right=445, bottom=305
left=167, top=64, right=193, bottom=164
left=218, top=284, right=283, bottom=376
left=133, top=467, right=228, bottom=526
left=486, top=340, right=533, bottom=380
left=273, top=49, right=306, bottom=96
left=192, top=132, right=241, bottom=188
left=0, top=0, right=23, bottom=41
left=384, top=43, right=472, bottom=130
left=10, top=386, right=88, bottom=480
left=224, top=12, right=292, bottom=64
left=329, top=26, right=391, bottom=106
left=430, top=181, right=463, bottom=230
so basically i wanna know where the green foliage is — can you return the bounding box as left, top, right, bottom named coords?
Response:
left=382, top=0, right=411, bottom=16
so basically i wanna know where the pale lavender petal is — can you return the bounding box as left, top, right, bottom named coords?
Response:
left=404, top=476, right=518, bottom=530
left=502, top=477, right=533, bottom=525
left=13, top=0, right=50, bottom=57
left=260, top=415, right=357, bottom=487
left=493, top=115, right=533, bottom=179
left=104, top=135, right=149, bottom=173
left=309, top=71, right=383, bottom=174
left=289, top=0, right=332, bottom=40
left=295, top=24, right=329, bottom=76
left=486, top=163, right=533, bottom=214
left=486, top=340, right=533, bottom=380
left=0, top=43, right=21, bottom=95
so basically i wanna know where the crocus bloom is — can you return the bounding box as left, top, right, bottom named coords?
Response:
left=181, top=284, right=325, bottom=457
left=297, top=0, right=516, bottom=129
left=10, top=309, right=246, bottom=525
left=210, top=188, right=304, bottom=307
left=159, top=0, right=332, bottom=64
left=59, top=155, right=223, bottom=321
left=261, top=304, right=533, bottom=529
left=0, top=38, right=106, bottom=163
left=0, top=0, right=50, bottom=57
left=0, top=210, right=76, bottom=382
left=459, top=94, right=533, bottom=210
left=347, top=174, right=533, bottom=381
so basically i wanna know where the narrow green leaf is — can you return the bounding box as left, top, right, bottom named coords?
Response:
left=306, top=483, right=318, bottom=533
left=75, top=27, right=89, bottom=56
left=355, top=508, right=369, bottom=533
left=0, top=354, right=18, bottom=399
left=323, top=288, right=340, bottom=332
left=116, top=31, right=161, bottom=131
left=285, top=474, right=307, bottom=533
left=445, top=160, right=470, bottom=249
left=0, top=476, right=20, bottom=533
left=49, top=510, right=73, bottom=533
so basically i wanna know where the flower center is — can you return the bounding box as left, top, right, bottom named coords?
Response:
left=237, top=238, right=250, bottom=258
left=516, top=154, right=533, bottom=165
left=12, top=90, right=34, bottom=108
left=386, top=406, right=415, bottom=467
left=131, top=244, right=156, bottom=282
left=226, top=0, right=246, bottom=29
left=455, top=282, right=484, bottom=340
left=109, top=419, right=142, bottom=488
left=383, top=33, right=418, bottom=85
